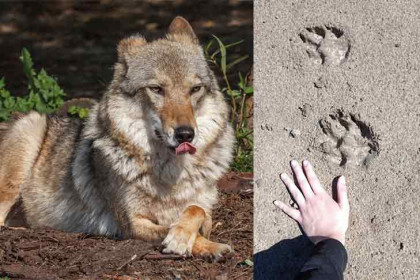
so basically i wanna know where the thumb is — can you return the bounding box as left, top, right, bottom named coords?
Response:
left=337, top=176, right=349, bottom=213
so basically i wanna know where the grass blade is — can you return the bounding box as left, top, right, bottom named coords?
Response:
left=212, top=35, right=227, bottom=75
left=227, top=55, right=249, bottom=70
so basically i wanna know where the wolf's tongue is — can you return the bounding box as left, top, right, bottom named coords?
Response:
left=175, top=142, right=197, bottom=155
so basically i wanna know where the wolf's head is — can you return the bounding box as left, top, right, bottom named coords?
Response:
left=110, top=17, right=220, bottom=155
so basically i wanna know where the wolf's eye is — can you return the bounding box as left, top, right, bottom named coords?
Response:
left=149, top=86, right=164, bottom=95
left=191, top=86, right=202, bottom=94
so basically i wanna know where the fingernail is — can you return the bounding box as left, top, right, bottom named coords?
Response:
left=303, top=160, right=309, bottom=167
left=291, top=160, right=298, bottom=167
left=273, top=200, right=281, bottom=207
left=341, top=176, right=346, bottom=184
left=280, top=173, right=287, bottom=180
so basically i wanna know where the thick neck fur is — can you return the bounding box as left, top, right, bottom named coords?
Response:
left=82, top=74, right=233, bottom=195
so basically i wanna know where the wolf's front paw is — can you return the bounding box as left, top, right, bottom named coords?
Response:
left=202, top=242, right=234, bottom=262
left=193, top=237, right=235, bottom=262
left=162, top=224, right=197, bottom=256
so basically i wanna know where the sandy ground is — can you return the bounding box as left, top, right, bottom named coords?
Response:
left=254, top=1, right=420, bottom=279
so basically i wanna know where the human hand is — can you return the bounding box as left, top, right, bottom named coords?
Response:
left=274, top=160, right=349, bottom=245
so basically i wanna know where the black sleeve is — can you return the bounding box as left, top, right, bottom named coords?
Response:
left=295, top=238, right=348, bottom=280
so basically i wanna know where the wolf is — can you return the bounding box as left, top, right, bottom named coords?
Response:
left=0, top=17, right=235, bottom=260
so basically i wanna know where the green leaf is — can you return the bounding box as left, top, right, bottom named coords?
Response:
left=227, top=89, right=242, bottom=98
left=68, top=105, right=90, bottom=119
left=244, top=259, right=254, bottom=267
left=35, top=101, right=47, bottom=113
left=68, top=105, right=77, bottom=114
left=3, top=97, right=15, bottom=109
left=227, top=54, right=249, bottom=71
left=78, top=108, right=89, bottom=118
left=204, top=39, right=214, bottom=55
left=0, top=111, right=10, bottom=121
left=209, top=39, right=244, bottom=59
left=20, top=48, right=36, bottom=89
left=212, top=35, right=227, bottom=75
left=238, top=72, right=245, bottom=87
left=0, top=89, right=10, bottom=99
left=224, top=39, right=244, bottom=50
left=244, top=86, right=253, bottom=94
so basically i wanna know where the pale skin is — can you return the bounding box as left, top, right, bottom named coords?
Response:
left=274, top=160, right=349, bottom=245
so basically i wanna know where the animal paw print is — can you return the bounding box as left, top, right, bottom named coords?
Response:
left=261, top=124, right=273, bottom=131
left=318, top=110, right=379, bottom=167
left=299, top=25, right=350, bottom=66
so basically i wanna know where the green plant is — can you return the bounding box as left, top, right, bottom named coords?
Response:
left=0, top=48, right=88, bottom=121
left=20, top=48, right=66, bottom=113
left=68, top=105, right=90, bottom=119
left=0, top=49, right=66, bottom=121
left=205, top=36, right=253, bottom=172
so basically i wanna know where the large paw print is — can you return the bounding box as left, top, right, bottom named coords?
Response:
left=299, top=25, right=350, bottom=66
left=318, top=110, right=379, bottom=167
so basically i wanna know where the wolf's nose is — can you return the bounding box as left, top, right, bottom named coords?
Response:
left=175, top=126, right=195, bottom=143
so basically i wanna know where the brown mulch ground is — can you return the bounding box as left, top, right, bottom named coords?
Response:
left=0, top=173, right=253, bottom=280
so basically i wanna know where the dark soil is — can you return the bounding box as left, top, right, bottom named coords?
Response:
left=0, top=1, right=253, bottom=100
left=0, top=173, right=253, bottom=280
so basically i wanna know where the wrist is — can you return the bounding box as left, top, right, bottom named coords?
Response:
left=310, top=234, right=345, bottom=246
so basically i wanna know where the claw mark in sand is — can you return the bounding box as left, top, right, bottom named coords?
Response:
left=299, top=25, right=350, bottom=65
left=318, top=110, right=379, bottom=167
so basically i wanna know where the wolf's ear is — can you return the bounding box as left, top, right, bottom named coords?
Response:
left=117, top=35, right=147, bottom=63
left=168, top=16, right=198, bottom=45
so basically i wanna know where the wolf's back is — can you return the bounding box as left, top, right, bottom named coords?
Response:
left=0, top=122, right=8, bottom=144
left=0, top=112, right=48, bottom=186
left=0, top=112, right=31, bottom=145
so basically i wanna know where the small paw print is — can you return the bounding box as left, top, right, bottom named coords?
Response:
left=299, top=25, right=350, bottom=66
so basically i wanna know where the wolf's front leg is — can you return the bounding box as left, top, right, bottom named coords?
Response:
left=130, top=217, right=169, bottom=243
left=162, top=205, right=210, bottom=255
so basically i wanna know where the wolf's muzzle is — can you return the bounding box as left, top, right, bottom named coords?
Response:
left=175, top=125, right=194, bottom=143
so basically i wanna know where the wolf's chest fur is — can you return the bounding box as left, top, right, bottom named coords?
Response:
left=58, top=97, right=233, bottom=236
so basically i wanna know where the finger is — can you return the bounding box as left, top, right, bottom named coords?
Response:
left=336, top=176, right=349, bottom=214
left=280, top=173, right=306, bottom=207
left=291, top=160, right=314, bottom=199
left=274, top=200, right=302, bottom=223
left=302, top=160, right=325, bottom=194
